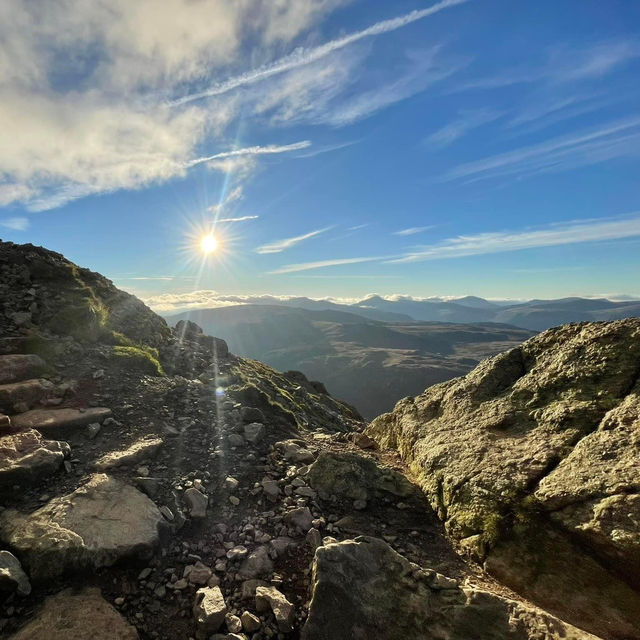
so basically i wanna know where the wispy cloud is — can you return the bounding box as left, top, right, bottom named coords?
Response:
left=389, top=213, right=640, bottom=263
left=426, top=109, right=502, bottom=148
left=270, top=255, right=388, bottom=274
left=0, top=217, right=29, bottom=231
left=393, top=226, right=434, bottom=236
left=441, top=116, right=640, bottom=183
left=455, top=39, right=640, bottom=92
left=256, top=226, right=332, bottom=254
left=209, top=186, right=244, bottom=213
left=187, top=141, right=311, bottom=168
left=348, top=224, right=369, bottom=231
left=171, top=0, right=469, bottom=106
left=218, top=215, right=259, bottom=223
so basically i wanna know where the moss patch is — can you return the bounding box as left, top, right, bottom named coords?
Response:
left=111, top=346, right=165, bottom=376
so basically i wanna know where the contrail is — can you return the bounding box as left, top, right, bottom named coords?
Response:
left=186, top=141, right=311, bottom=167
left=171, top=0, right=468, bottom=106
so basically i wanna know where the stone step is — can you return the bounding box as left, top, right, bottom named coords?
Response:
left=0, top=379, right=56, bottom=414
left=0, top=354, right=47, bottom=385
left=0, top=474, right=164, bottom=583
left=11, top=407, right=112, bottom=438
left=0, top=337, right=28, bottom=355
left=0, top=429, right=70, bottom=490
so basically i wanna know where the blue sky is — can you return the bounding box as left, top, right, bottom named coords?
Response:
left=1, top=0, right=639, bottom=310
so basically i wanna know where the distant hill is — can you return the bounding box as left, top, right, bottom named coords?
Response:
left=166, top=305, right=533, bottom=419
left=164, top=294, right=640, bottom=331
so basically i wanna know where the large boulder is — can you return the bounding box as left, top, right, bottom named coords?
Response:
left=8, top=587, right=138, bottom=639
left=307, top=451, right=414, bottom=502
left=0, top=474, right=164, bottom=582
left=367, top=319, right=640, bottom=639
left=302, top=536, right=599, bottom=640
left=0, top=430, right=69, bottom=488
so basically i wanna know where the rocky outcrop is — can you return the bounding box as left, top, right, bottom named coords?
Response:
left=307, top=451, right=414, bottom=502
left=0, top=240, right=170, bottom=348
left=368, top=319, right=640, bottom=639
left=8, top=587, right=138, bottom=639
left=0, top=474, right=164, bottom=581
left=302, top=536, right=598, bottom=640
left=0, top=430, right=69, bottom=487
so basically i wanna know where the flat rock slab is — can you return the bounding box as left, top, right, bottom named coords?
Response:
left=11, top=407, right=112, bottom=437
left=8, top=587, right=138, bottom=639
left=0, top=429, right=69, bottom=488
left=94, top=437, right=163, bottom=470
left=0, top=354, right=47, bottom=385
left=0, top=379, right=55, bottom=413
left=302, top=536, right=600, bottom=640
left=0, top=473, right=164, bottom=582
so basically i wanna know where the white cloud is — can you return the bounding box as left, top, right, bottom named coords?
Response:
left=187, top=141, right=311, bottom=168
left=455, top=39, right=640, bottom=92
left=209, top=186, right=244, bottom=214
left=218, top=215, right=259, bottom=223
left=393, top=226, right=434, bottom=236
left=0, top=0, right=471, bottom=210
left=0, top=217, right=29, bottom=231
left=270, top=255, right=387, bottom=274
left=256, top=226, right=332, bottom=254
left=426, top=109, right=502, bottom=148
left=441, top=117, right=640, bottom=183
left=389, top=213, right=640, bottom=263
left=171, top=0, right=469, bottom=105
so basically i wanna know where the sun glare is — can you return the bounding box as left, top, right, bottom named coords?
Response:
left=200, top=233, right=218, bottom=254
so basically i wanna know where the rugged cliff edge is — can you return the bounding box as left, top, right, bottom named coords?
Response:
left=0, top=239, right=632, bottom=640
left=368, top=319, right=640, bottom=639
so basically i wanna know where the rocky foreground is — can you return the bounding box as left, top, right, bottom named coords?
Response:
left=0, top=239, right=637, bottom=640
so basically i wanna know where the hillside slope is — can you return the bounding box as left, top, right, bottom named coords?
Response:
left=0, top=239, right=609, bottom=640
left=168, top=305, right=533, bottom=418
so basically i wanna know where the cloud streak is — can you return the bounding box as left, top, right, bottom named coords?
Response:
left=218, top=215, right=259, bottom=223
left=256, top=226, right=332, bottom=254
left=426, top=109, right=502, bottom=148
left=393, top=226, right=434, bottom=236
left=171, top=0, right=469, bottom=106
left=0, top=217, right=29, bottom=231
left=270, top=255, right=388, bottom=274
left=441, top=116, right=640, bottom=183
left=389, top=213, right=640, bottom=263
left=187, top=141, right=311, bottom=168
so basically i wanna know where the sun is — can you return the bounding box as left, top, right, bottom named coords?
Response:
left=200, top=233, right=218, bottom=254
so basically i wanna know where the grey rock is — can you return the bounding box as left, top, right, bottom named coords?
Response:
left=8, top=587, right=138, bottom=639
left=0, top=474, right=163, bottom=582
left=0, top=550, right=31, bottom=596
left=241, top=407, right=264, bottom=423
left=241, top=611, right=261, bottom=633
left=244, top=422, right=265, bottom=444
left=255, top=585, right=295, bottom=633
left=0, top=430, right=69, bottom=487
left=284, top=506, right=313, bottom=533
left=238, top=545, right=273, bottom=579
left=193, top=586, right=227, bottom=639
left=94, top=437, right=163, bottom=470
left=184, top=487, right=208, bottom=518
left=302, top=537, right=598, bottom=640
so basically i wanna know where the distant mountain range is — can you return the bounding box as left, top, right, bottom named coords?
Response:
left=162, top=294, right=640, bottom=331
left=166, top=305, right=533, bottom=419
